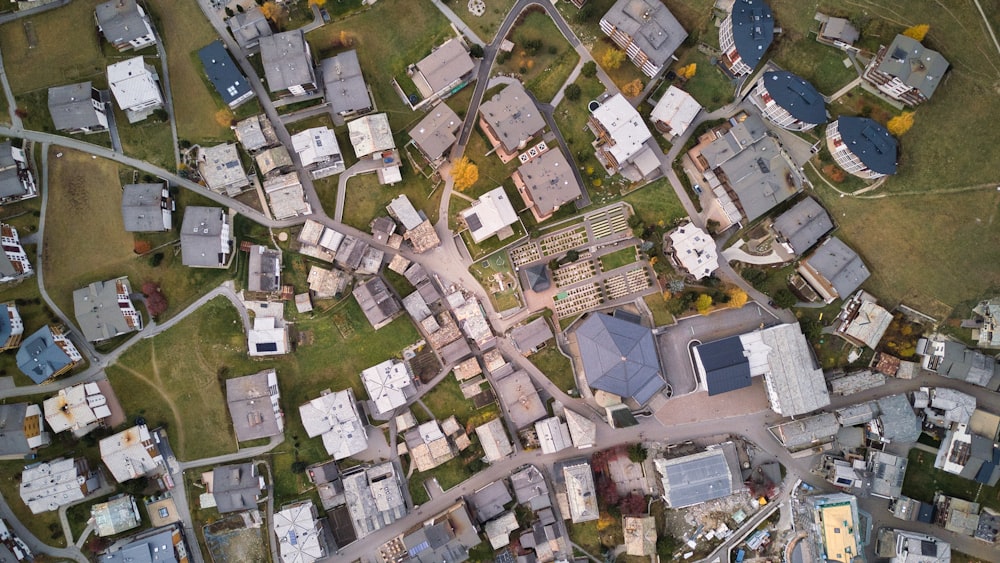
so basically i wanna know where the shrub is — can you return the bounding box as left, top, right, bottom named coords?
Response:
left=564, top=83, right=581, bottom=101
left=581, top=61, right=597, bottom=78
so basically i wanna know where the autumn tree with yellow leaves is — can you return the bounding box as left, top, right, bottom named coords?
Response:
left=622, top=78, right=643, bottom=97
left=601, top=48, right=625, bottom=70
left=902, top=24, right=930, bottom=41
left=887, top=111, right=915, bottom=136
left=727, top=287, right=748, bottom=309
left=308, top=0, right=327, bottom=6
left=678, top=63, right=697, bottom=79
left=451, top=157, right=479, bottom=192
left=696, top=294, right=713, bottom=314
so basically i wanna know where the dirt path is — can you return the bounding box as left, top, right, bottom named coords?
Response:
left=116, top=344, right=187, bottom=450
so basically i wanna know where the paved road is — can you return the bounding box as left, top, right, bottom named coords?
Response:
left=151, top=26, right=181, bottom=170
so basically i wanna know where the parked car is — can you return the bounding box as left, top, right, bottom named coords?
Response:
left=693, top=183, right=703, bottom=195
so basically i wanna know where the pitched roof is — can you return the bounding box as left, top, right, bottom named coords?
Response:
left=107, top=57, right=162, bottom=111
left=876, top=34, right=950, bottom=99
left=515, top=149, right=582, bottom=217
left=601, top=0, right=687, bottom=69
left=877, top=394, right=921, bottom=444
left=211, top=463, right=261, bottom=513
left=73, top=277, right=139, bottom=342
left=347, top=113, right=395, bottom=158
left=298, top=389, right=368, bottom=459
left=352, top=277, right=401, bottom=329
left=274, top=501, right=326, bottom=563
left=479, top=82, right=546, bottom=153
left=563, top=462, right=599, bottom=522
left=16, top=326, right=77, bottom=384
left=361, top=359, right=413, bottom=415
left=260, top=30, right=315, bottom=93
left=475, top=418, right=513, bottom=462
left=94, top=0, right=151, bottom=46
left=321, top=50, right=372, bottom=116
left=649, top=85, right=702, bottom=136
left=469, top=480, right=512, bottom=524
left=655, top=444, right=741, bottom=507
left=510, top=317, right=554, bottom=354
left=803, top=236, right=871, bottom=299
left=413, top=38, right=475, bottom=96
left=228, top=6, right=272, bottom=49
left=715, top=135, right=801, bottom=222
left=48, top=82, right=104, bottom=132
left=461, top=186, right=519, bottom=243
left=771, top=196, right=833, bottom=255
left=591, top=94, right=653, bottom=166
left=524, top=264, right=551, bottom=292
left=565, top=408, right=596, bottom=448
left=760, top=71, right=826, bottom=125
left=576, top=313, right=664, bottom=404
left=694, top=335, right=752, bottom=395
left=834, top=116, right=898, bottom=175
left=121, top=183, right=169, bottom=232
left=410, top=103, right=461, bottom=162
left=729, top=0, right=774, bottom=69
left=494, top=370, right=546, bottom=429
left=247, top=245, right=281, bottom=293
left=198, top=40, right=253, bottom=106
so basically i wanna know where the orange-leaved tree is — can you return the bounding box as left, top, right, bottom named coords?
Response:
left=451, top=157, right=479, bottom=192
left=601, top=48, right=625, bottom=70
left=887, top=111, right=915, bottom=136
left=902, top=24, right=930, bottom=41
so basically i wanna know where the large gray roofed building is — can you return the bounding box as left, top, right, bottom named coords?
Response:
left=514, top=149, right=582, bottom=218
left=599, top=0, right=687, bottom=76
left=180, top=206, right=230, bottom=268
left=716, top=135, right=801, bottom=222
left=228, top=6, right=272, bottom=50
left=211, top=463, right=262, bottom=514
left=875, top=34, right=949, bottom=100
left=802, top=236, right=871, bottom=300
left=121, top=183, right=171, bottom=232
left=94, top=0, right=153, bottom=50
left=48, top=82, right=107, bottom=133
left=259, top=30, right=316, bottom=94
left=576, top=313, right=664, bottom=404
left=198, top=40, right=254, bottom=108
left=479, top=83, right=546, bottom=153
left=322, top=50, right=372, bottom=117
left=655, top=443, right=742, bottom=508
left=876, top=394, right=921, bottom=444
left=693, top=336, right=752, bottom=396
left=771, top=197, right=833, bottom=255
left=73, top=277, right=141, bottom=342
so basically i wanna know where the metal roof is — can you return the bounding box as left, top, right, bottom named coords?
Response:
left=729, top=0, right=774, bottom=69
left=760, top=71, right=826, bottom=124
left=321, top=50, right=371, bottom=116
left=576, top=313, right=664, bottom=404
left=771, top=196, right=833, bottom=255
left=876, top=34, right=949, bottom=100
left=16, top=326, right=75, bottom=384
left=804, top=236, right=871, bottom=299
left=198, top=40, right=253, bottom=106
left=600, top=0, right=687, bottom=68
left=694, top=336, right=752, bottom=395
left=834, top=116, right=898, bottom=175
left=48, top=82, right=104, bottom=132
left=655, top=444, right=740, bottom=508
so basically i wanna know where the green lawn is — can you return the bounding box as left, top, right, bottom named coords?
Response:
left=528, top=346, right=576, bottom=393
left=644, top=293, right=675, bottom=326
left=901, top=448, right=1000, bottom=511
left=468, top=251, right=523, bottom=312
left=420, top=377, right=499, bottom=427
left=770, top=32, right=857, bottom=95
left=335, top=172, right=441, bottom=231
left=621, top=178, right=688, bottom=226
left=590, top=38, right=647, bottom=90
left=665, top=50, right=735, bottom=111
left=460, top=131, right=520, bottom=199
left=454, top=0, right=517, bottom=42
left=113, top=105, right=176, bottom=172
left=496, top=9, right=580, bottom=103
left=553, top=72, right=607, bottom=185
left=599, top=246, right=638, bottom=271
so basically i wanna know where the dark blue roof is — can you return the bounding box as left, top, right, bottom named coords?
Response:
left=198, top=40, right=253, bottom=106
left=731, top=0, right=774, bottom=69
left=917, top=502, right=936, bottom=523
left=836, top=116, right=898, bottom=175
left=974, top=445, right=1000, bottom=485
left=16, top=326, right=73, bottom=384
left=696, top=336, right=752, bottom=395
left=762, top=71, right=826, bottom=125
left=525, top=264, right=550, bottom=292
left=576, top=313, right=664, bottom=404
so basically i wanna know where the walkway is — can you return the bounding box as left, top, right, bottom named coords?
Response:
left=430, top=0, right=485, bottom=45
left=334, top=158, right=384, bottom=222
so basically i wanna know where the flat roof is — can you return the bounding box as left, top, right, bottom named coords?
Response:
left=601, top=0, right=687, bottom=68
left=818, top=500, right=859, bottom=562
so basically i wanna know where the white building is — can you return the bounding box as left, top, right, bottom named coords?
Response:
left=665, top=222, right=718, bottom=280
left=475, top=419, right=513, bottom=462
left=43, top=382, right=111, bottom=436
left=247, top=316, right=289, bottom=357
left=19, top=457, right=91, bottom=514
left=99, top=425, right=165, bottom=484
left=274, top=501, right=327, bottom=563
left=461, top=186, right=519, bottom=244
left=347, top=113, right=395, bottom=158
left=650, top=86, right=702, bottom=139
left=361, top=360, right=414, bottom=416
left=535, top=417, right=572, bottom=454
left=299, top=389, right=368, bottom=460
left=589, top=94, right=657, bottom=178
left=0, top=223, right=33, bottom=283
left=562, top=462, right=598, bottom=523
left=291, top=127, right=344, bottom=172
left=107, top=57, right=163, bottom=123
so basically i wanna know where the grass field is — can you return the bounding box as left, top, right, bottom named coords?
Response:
left=421, top=377, right=499, bottom=426
left=113, top=105, right=176, bottom=171
left=621, top=178, right=688, bottom=226
left=666, top=50, right=735, bottom=111
left=495, top=10, right=580, bottom=103
left=600, top=246, right=638, bottom=271
left=770, top=33, right=857, bottom=95
left=553, top=72, right=607, bottom=183
left=460, top=131, right=520, bottom=199
left=901, top=447, right=1000, bottom=511
left=455, top=0, right=517, bottom=42
left=644, top=293, right=675, bottom=326
left=336, top=172, right=441, bottom=231
left=528, top=346, right=576, bottom=393
left=469, top=251, right=522, bottom=312
left=590, top=38, right=647, bottom=90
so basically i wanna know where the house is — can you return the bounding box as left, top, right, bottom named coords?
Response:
left=299, top=389, right=368, bottom=459
left=0, top=302, right=24, bottom=352
left=121, top=183, right=173, bottom=232
left=883, top=530, right=950, bottom=563
left=263, top=172, right=312, bottom=219
left=247, top=245, right=281, bottom=293
left=719, top=0, right=775, bottom=76
left=0, top=222, right=33, bottom=283
left=353, top=277, right=402, bottom=330
left=835, top=291, right=893, bottom=349
left=817, top=16, right=859, bottom=47
left=664, top=222, right=718, bottom=280
left=624, top=516, right=657, bottom=556
left=291, top=126, right=344, bottom=173
left=495, top=370, right=546, bottom=429
left=273, top=501, right=328, bottom=563
left=589, top=94, right=657, bottom=178
left=234, top=114, right=278, bottom=153
left=16, top=325, right=83, bottom=384
left=969, top=298, right=1000, bottom=348
left=180, top=206, right=232, bottom=268
left=561, top=462, right=598, bottom=523
left=19, top=457, right=93, bottom=514
left=509, top=317, right=554, bottom=356
left=398, top=501, right=480, bottom=563
left=650, top=86, right=701, bottom=139
left=454, top=296, right=495, bottom=349
left=512, top=149, right=583, bottom=221
left=536, top=417, right=572, bottom=454
left=478, top=82, right=547, bottom=162
left=771, top=196, right=833, bottom=256
left=198, top=40, right=255, bottom=108
left=197, top=143, right=250, bottom=196
left=798, top=236, right=871, bottom=303
left=307, top=266, right=349, bottom=299
left=73, top=277, right=143, bottom=342
left=410, top=37, right=475, bottom=104
left=341, top=462, right=406, bottom=539
left=512, top=465, right=552, bottom=511
left=475, top=419, right=513, bottom=462
left=94, top=0, right=155, bottom=52
left=809, top=494, right=863, bottom=563
left=207, top=463, right=264, bottom=514
left=387, top=195, right=439, bottom=253
left=917, top=337, right=1000, bottom=390
left=0, top=403, right=49, bottom=455
left=228, top=6, right=272, bottom=52
left=107, top=56, right=163, bottom=123
left=404, top=420, right=456, bottom=471
left=574, top=312, right=665, bottom=405
left=260, top=30, right=317, bottom=96
left=565, top=408, right=596, bottom=448
left=0, top=142, right=38, bottom=203
left=599, top=0, right=687, bottom=77
left=347, top=113, right=395, bottom=158
left=826, top=116, right=899, bottom=179
left=43, top=382, right=112, bottom=436
left=361, top=359, right=415, bottom=417
left=247, top=316, right=289, bottom=356
left=100, top=526, right=189, bottom=563
left=470, top=480, right=512, bottom=524
left=869, top=450, right=908, bottom=499
left=750, top=71, right=827, bottom=131
left=226, top=369, right=284, bottom=442
left=863, top=34, right=949, bottom=105
left=459, top=186, right=519, bottom=244
left=485, top=512, right=519, bottom=549
left=91, top=495, right=141, bottom=536
left=655, top=443, right=742, bottom=507
left=256, top=145, right=293, bottom=175
left=913, top=387, right=976, bottom=429
left=321, top=50, right=372, bottom=118
left=409, top=103, right=461, bottom=165
left=99, top=425, right=166, bottom=483
left=935, top=424, right=1000, bottom=486
left=47, top=82, right=108, bottom=134
left=769, top=412, right=839, bottom=451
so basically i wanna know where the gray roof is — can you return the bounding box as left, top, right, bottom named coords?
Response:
left=524, top=264, right=550, bottom=292
left=413, top=38, right=475, bottom=95
left=322, top=50, right=372, bottom=116
left=876, top=394, right=921, bottom=444
left=656, top=443, right=741, bottom=508
left=247, top=245, right=281, bottom=293
left=601, top=0, right=687, bottom=69
left=352, top=277, right=401, bottom=329
left=495, top=370, right=546, bottom=429
left=180, top=206, right=229, bottom=267
left=834, top=116, right=898, bottom=175
left=876, top=34, right=949, bottom=100
left=198, top=40, right=253, bottom=107
left=228, top=6, right=272, bottom=50
left=121, top=183, right=168, bottom=232
left=760, top=71, right=826, bottom=125
left=73, top=277, right=137, bottom=342
left=729, top=0, right=774, bottom=69
left=94, top=0, right=150, bottom=46
left=803, top=237, right=870, bottom=299
left=100, top=528, right=179, bottom=563
left=48, top=82, right=104, bottom=132
left=212, top=463, right=260, bottom=513
left=936, top=341, right=1000, bottom=390
left=771, top=197, right=833, bottom=255
left=576, top=313, right=664, bottom=404
left=226, top=370, right=282, bottom=441
left=694, top=335, right=751, bottom=395
left=515, top=149, right=582, bottom=217
left=0, top=141, right=29, bottom=199
left=409, top=104, right=461, bottom=161
left=820, top=17, right=859, bottom=44
left=469, top=480, right=512, bottom=524
left=260, top=30, right=315, bottom=93
left=511, top=465, right=551, bottom=511
left=771, top=412, right=839, bottom=449
left=16, top=326, right=76, bottom=384
left=510, top=318, right=554, bottom=354
left=716, top=135, right=801, bottom=222
left=479, top=83, right=546, bottom=153
left=699, top=113, right=768, bottom=169
left=0, top=403, right=32, bottom=455
left=868, top=450, right=908, bottom=499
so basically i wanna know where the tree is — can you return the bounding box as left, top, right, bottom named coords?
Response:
left=622, top=78, right=643, bottom=97
left=151, top=108, right=168, bottom=122
left=695, top=293, right=713, bottom=314
left=619, top=492, right=646, bottom=516
left=728, top=287, right=748, bottom=309
left=214, top=108, right=235, bottom=128
left=308, top=0, right=327, bottom=6
left=564, top=83, right=581, bottom=101
left=902, top=24, right=930, bottom=41
left=224, top=6, right=234, bottom=17
left=601, top=48, right=625, bottom=70
left=887, top=111, right=915, bottom=135
left=773, top=288, right=797, bottom=308
left=627, top=443, right=647, bottom=463
left=469, top=43, right=484, bottom=58
left=450, top=157, right=479, bottom=191
left=581, top=60, right=597, bottom=78
left=678, top=63, right=697, bottom=79
left=142, top=282, right=168, bottom=318
left=261, top=1, right=282, bottom=23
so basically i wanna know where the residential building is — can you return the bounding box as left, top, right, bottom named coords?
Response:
left=589, top=94, right=657, bottom=177
left=256, top=145, right=293, bottom=175
left=798, top=236, right=871, bottom=303
left=198, top=40, right=255, bottom=108
left=599, top=0, right=687, bottom=77
left=353, top=277, right=402, bottom=330
left=180, top=206, right=231, bottom=268
left=234, top=114, right=278, bottom=153
left=47, top=82, right=108, bottom=134
left=299, top=389, right=368, bottom=459
left=410, top=37, right=475, bottom=104
left=771, top=196, right=833, bottom=256
left=91, top=495, right=141, bottom=537
left=475, top=419, right=513, bottom=462
left=207, top=463, right=264, bottom=514
left=509, top=317, right=554, bottom=356
left=0, top=302, right=24, bottom=352
left=478, top=82, right=546, bottom=162
left=0, top=222, right=33, bottom=283
left=969, top=298, right=1000, bottom=348
left=0, top=142, right=37, bottom=203
left=228, top=6, right=271, bottom=52
left=869, top=450, right=908, bottom=499
left=226, top=369, right=284, bottom=442
left=561, top=462, right=598, bottom=523
left=565, top=409, right=596, bottom=449
left=485, top=511, right=519, bottom=549
left=341, top=462, right=406, bottom=539
left=347, top=113, right=395, bottom=158
left=809, top=493, right=864, bottom=563
left=826, top=116, right=899, bottom=179
left=454, top=295, right=495, bottom=349
left=397, top=500, right=480, bottom=563
left=512, top=148, right=582, bottom=221
left=20, top=457, right=93, bottom=514
left=495, top=370, right=546, bottom=429
left=769, top=412, right=839, bottom=452
left=913, top=387, right=976, bottom=429
left=575, top=312, right=665, bottom=405
left=883, top=530, right=950, bottom=563
left=654, top=443, right=742, bottom=507
left=934, top=424, right=1000, bottom=486
left=99, top=425, right=165, bottom=483
left=835, top=291, right=892, bottom=349
left=536, top=417, right=572, bottom=454
left=73, top=277, right=142, bottom=342
left=664, top=222, right=718, bottom=280
left=291, top=127, right=344, bottom=173
left=0, top=403, right=49, bottom=455
left=43, top=382, right=112, bottom=436
left=387, top=193, right=425, bottom=231
left=16, top=325, right=83, bottom=384
left=512, top=465, right=552, bottom=511
left=874, top=394, right=921, bottom=444
left=470, top=480, right=512, bottom=524
left=624, top=516, right=657, bottom=556
left=917, top=337, right=1000, bottom=390
left=817, top=16, right=859, bottom=47
left=107, top=57, right=163, bottom=123
left=863, top=34, right=949, bottom=105
left=121, top=183, right=172, bottom=232
left=649, top=86, right=701, bottom=138
left=404, top=420, right=456, bottom=471
left=247, top=244, right=281, bottom=293
left=322, top=50, right=372, bottom=118
left=263, top=172, right=312, bottom=219
left=100, top=526, right=189, bottom=563
left=94, top=0, right=155, bottom=52
left=362, top=359, right=415, bottom=417
left=750, top=71, right=827, bottom=131
left=247, top=316, right=289, bottom=356
left=197, top=143, right=250, bottom=196
left=273, top=501, right=327, bottom=563
left=260, top=30, right=317, bottom=96
left=409, top=103, right=461, bottom=165
left=719, top=0, right=774, bottom=76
